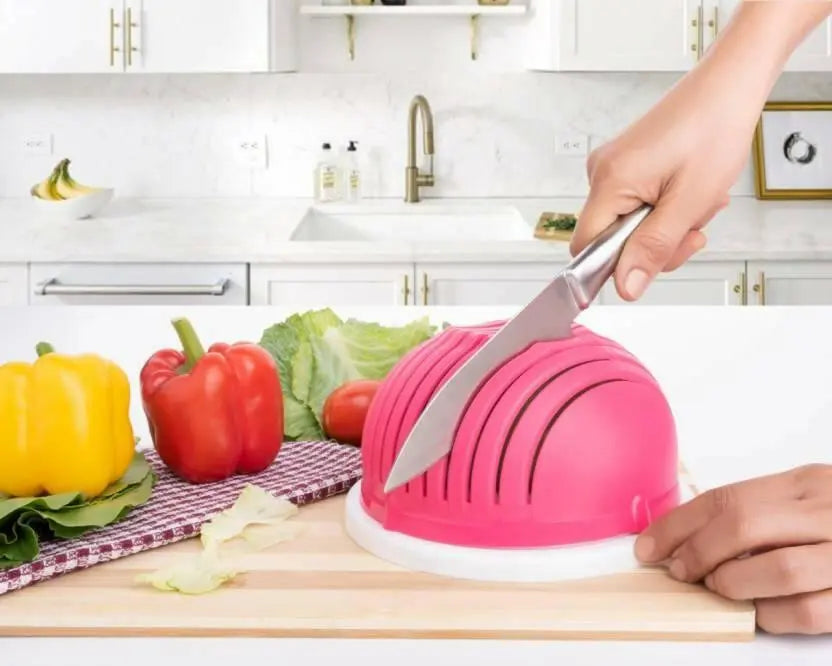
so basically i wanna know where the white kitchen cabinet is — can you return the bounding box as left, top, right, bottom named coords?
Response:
left=28, top=262, right=247, bottom=306
left=124, top=0, right=296, bottom=73
left=700, top=2, right=734, bottom=54
left=599, top=262, right=746, bottom=306
left=251, top=260, right=745, bottom=309
left=0, top=263, right=28, bottom=306
left=524, top=0, right=832, bottom=73
left=250, top=264, right=413, bottom=307
left=417, top=263, right=565, bottom=307
left=784, top=17, right=832, bottom=71
left=0, top=0, right=296, bottom=74
left=0, top=0, right=117, bottom=73
left=525, top=0, right=702, bottom=72
left=707, top=0, right=832, bottom=71
left=746, top=261, right=832, bottom=306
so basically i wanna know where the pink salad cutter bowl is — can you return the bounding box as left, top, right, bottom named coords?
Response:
left=344, top=321, right=682, bottom=582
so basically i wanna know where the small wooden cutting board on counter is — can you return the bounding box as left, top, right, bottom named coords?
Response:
left=0, top=490, right=756, bottom=642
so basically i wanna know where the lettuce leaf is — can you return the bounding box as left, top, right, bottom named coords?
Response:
left=0, top=452, right=155, bottom=568
left=324, top=316, right=439, bottom=379
left=134, top=550, right=238, bottom=595
left=199, top=484, right=298, bottom=552
left=136, top=484, right=300, bottom=595
left=283, top=393, right=321, bottom=441
left=259, top=308, right=435, bottom=441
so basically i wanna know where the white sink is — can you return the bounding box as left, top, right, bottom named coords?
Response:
left=290, top=206, right=532, bottom=242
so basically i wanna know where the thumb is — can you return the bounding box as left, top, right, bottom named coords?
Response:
left=614, top=197, right=692, bottom=300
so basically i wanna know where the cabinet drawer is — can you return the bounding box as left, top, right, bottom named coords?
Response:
left=417, top=262, right=563, bottom=306
left=0, top=263, right=28, bottom=306
left=29, top=263, right=248, bottom=305
left=250, top=263, right=412, bottom=306
left=599, top=262, right=745, bottom=306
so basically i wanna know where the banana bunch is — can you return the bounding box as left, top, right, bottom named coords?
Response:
left=31, top=159, right=101, bottom=201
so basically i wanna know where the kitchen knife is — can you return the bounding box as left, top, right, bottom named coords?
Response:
left=383, top=203, right=653, bottom=494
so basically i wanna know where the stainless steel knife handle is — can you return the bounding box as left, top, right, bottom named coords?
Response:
left=564, top=203, right=653, bottom=308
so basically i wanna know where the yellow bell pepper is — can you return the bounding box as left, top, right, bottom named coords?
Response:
left=0, top=342, right=135, bottom=498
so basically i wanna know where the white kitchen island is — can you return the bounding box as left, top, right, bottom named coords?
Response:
left=1, top=304, right=832, bottom=663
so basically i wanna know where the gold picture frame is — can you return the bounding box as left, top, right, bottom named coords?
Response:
left=752, top=100, right=832, bottom=200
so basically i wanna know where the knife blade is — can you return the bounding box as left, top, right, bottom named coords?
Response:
left=383, top=203, right=653, bottom=493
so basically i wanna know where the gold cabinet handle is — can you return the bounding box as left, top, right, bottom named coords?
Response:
left=697, top=5, right=704, bottom=59
left=346, top=15, right=355, bottom=61
left=709, top=6, right=719, bottom=40
left=109, top=8, right=121, bottom=67
left=690, top=6, right=702, bottom=57
left=420, top=272, right=429, bottom=305
left=402, top=274, right=411, bottom=304
left=470, top=14, right=480, bottom=61
left=125, top=7, right=139, bottom=67
left=752, top=271, right=766, bottom=305
left=742, top=270, right=748, bottom=305
left=733, top=272, right=747, bottom=305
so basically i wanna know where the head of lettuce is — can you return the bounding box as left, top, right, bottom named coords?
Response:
left=258, top=308, right=436, bottom=442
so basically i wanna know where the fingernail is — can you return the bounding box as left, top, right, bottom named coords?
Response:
left=624, top=269, right=649, bottom=299
left=634, top=535, right=655, bottom=561
left=669, top=559, right=687, bottom=581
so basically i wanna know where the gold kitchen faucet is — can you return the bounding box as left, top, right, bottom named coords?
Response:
left=405, top=94, right=435, bottom=202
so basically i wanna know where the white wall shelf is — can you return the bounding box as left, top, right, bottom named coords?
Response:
left=300, top=3, right=528, bottom=60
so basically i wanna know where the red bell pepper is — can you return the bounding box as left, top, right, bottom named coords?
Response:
left=140, top=318, right=284, bottom=484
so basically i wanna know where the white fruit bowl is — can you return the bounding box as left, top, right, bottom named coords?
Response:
left=31, top=188, right=114, bottom=220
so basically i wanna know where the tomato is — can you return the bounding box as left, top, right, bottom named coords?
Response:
left=322, top=379, right=381, bottom=446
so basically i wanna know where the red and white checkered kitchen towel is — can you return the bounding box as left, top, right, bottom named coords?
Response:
left=0, top=440, right=362, bottom=596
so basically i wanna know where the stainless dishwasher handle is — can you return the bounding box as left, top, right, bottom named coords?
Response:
left=34, top=278, right=230, bottom=297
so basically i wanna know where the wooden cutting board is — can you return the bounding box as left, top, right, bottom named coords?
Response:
left=0, top=492, right=755, bottom=641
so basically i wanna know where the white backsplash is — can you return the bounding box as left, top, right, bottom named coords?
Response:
left=2, top=17, right=832, bottom=201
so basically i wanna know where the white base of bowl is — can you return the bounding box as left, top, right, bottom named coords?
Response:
left=344, top=480, right=654, bottom=583
left=31, top=188, right=113, bottom=220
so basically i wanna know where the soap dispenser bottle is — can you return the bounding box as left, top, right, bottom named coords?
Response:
left=344, top=140, right=362, bottom=203
left=314, top=142, right=339, bottom=203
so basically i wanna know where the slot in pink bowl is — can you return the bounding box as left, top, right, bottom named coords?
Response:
left=359, top=321, right=680, bottom=548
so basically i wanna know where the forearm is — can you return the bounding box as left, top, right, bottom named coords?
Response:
left=705, top=1, right=832, bottom=83
left=660, top=1, right=832, bottom=133
left=574, top=2, right=832, bottom=297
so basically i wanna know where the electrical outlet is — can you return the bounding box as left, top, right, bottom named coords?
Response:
left=233, top=136, right=268, bottom=169
left=554, top=133, right=588, bottom=157
left=22, top=133, right=53, bottom=157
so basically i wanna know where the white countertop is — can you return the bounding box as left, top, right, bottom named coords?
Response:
left=2, top=195, right=832, bottom=264
left=1, top=304, right=832, bottom=662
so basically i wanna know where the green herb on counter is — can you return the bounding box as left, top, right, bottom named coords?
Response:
left=542, top=213, right=577, bottom=231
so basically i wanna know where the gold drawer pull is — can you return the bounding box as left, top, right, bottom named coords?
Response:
left=126, top=7, right=139, bottom=66
left=109, top=8, right=121, bottom=67
left=402, top=274, right=411, bottom=304
left=696, top=5, right=703, bottom=59
left=752, top=272, right=766, bottom=305
left=733, top=272, right=747, bottom=305
left=421, top=273, right=429, bottom=305
left=689, top=6, right=703, bottom=57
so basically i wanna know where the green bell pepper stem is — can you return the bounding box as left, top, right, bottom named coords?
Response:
left=172, top=318, right=206, bottom=373
left=35, top=342, right=55, bottom=357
